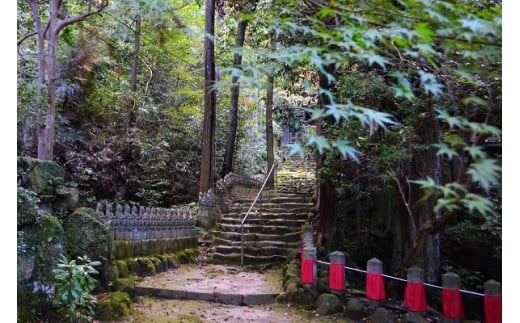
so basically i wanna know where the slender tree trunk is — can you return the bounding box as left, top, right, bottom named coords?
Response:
left=199, top=0, right=216, bottom=193
left=316, top=63, right=337, bottom=246
left=28, top=0, right=108, bottom=160
left=222, top=19, right=248, bottom=177
left=37, top=1, right=59, bottom=160
left=25, top=0, right=45, bottom=157
left=129, top=14, right=141, bottom=128
left=266, top=75, right=275, bottom=188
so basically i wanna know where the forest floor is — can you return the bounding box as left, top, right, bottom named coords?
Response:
left=118, top=264, right=347, bottom=322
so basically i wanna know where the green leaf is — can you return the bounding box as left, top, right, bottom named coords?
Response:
left=332, top=140, right=360, bottom=162
left=287, top=143, right=304, bottom=159
left=419, top=70, right=444, bottom=96
left=462, top=193, right=495, bottom=216
left=466, top=158, right=501, bottom=192
left=307, top=135, right=331, bottom=155
left=434, top=197, right=460, bottom=213
left=364, top=53, right=391, bottom=71
left=436, top=109, right=461, bottom=129
left=414, top=22, right=433, bottom=43
left=463, top=95, right=488, bottom=107
left=324, top=104, right=348, bottom=122
left=464, top=145, right=486, bottom=160
left=306, top=108, right=325, bottom=121
left=362, top=108, right=398, bottom=131
left=434, top=143, right=458, bottom=160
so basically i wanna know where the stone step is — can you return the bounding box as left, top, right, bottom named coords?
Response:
left=211, top=252, right=287, bottom=266
left=232, top=196, right=312, bottom=204
left=213, top=238, right=300, bottom=249
left=228, top=205, right=313, bottom=214
left=220, top=217, right=307, bottom=227
left=214, top=245, right=292, bottom=257
left=220, top=212, right=308, bottom=222
left=211, top=231, right=302, bottom=244
left=216, top=223, right=301, bottom=235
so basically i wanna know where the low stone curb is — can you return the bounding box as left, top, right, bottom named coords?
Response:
left=135, top=286, right=279, bottom=306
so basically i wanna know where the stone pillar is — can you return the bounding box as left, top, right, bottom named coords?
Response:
left=484, top=279, right=501, bottom=323
left=302, top=225, right=313, bottom=245
left=366, top=258, right=385, bottom=301
left=404, top=266, right=428, bottom=312
left=441, top=273, right=464, bottom=322
left=301, top=246, right=317, bottom=289
left=301, top=225, right=313, bottom=261
left=329, top=251, right=345, bottom=291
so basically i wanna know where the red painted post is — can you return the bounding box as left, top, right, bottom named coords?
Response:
left=404, top=266, right=428, bottom=312
left=301, top=246, right=317, bottom=285
left=442, top=273, right=464, bottom=321
left=329, top=251, right=345, bottom=291
left=366, top=258, right=385, bottom=300
left=484, top=279, right=501, bottom=323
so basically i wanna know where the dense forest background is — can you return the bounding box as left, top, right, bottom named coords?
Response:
left=14, top=0, right=508, bottom=317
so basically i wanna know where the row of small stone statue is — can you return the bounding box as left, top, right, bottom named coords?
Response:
left=96, top=202, right=194, bottom=221
left=95, top=202, right=197, bottom=241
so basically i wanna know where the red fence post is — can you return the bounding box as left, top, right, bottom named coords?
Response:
left=329, top=251, right=345, bottom=292
left=366, top=257, right=385, bottom=301
left=404, top=266, right=428, bottom=312
left=484, top=279, right=501, bottom=323
left=301, top=246, right=317, bottom=286
left=442, top=273, right=464, bottom=321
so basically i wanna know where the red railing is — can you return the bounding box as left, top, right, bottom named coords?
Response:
left=300, top=226, right=501, bottom=322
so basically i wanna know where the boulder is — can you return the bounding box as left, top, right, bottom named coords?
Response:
left=17, top=157, right=65, bottom=197
left=17, top=187, right=40, bottom=228
left=369, top=307, right=395, bottom=323
left=315, top=293, right=344, bottom=316
left=95, top=292, right=133, bottom=321
left=346, top=298, right=366, bottom=321
left=64, top=207, right=113, bottom=290
left=17, top=214, right=67, bottom=321
left=402, top=311, right=428, bottom=323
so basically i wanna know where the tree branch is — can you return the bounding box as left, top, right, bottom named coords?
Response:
left=17, top=31, right=38, bottom=47
left=55, top=0, right=109, bottom=33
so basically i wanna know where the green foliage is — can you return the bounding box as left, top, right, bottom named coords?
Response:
left=52, top=255, right=101, bottom=321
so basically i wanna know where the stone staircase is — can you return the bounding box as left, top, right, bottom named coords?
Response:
left=209, top=153, right=316, bottom=267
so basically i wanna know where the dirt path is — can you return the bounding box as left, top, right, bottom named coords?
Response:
left=137, top=264, right=283, bottom=294
left=127, top=297, right=346, bottom=323
left=125, top=264, right=347, bottom=322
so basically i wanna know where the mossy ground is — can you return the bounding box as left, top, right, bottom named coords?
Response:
left=127, top=297, right=346, bottom=323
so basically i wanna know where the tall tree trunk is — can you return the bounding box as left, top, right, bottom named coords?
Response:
left=222, top=19, right=248, bottom=177
left=37, top=1, right=59, bottom=160
left=199, top=0, right=217, bottom=193
left=129, top=14, right=141, bottom=128
left=26, top=0, right=45, bottom=157
left=266, top=75, right=275, bottom=188
left=316, top=64, right=337, bottom=246
left=28, top=0, right=108, bottom=160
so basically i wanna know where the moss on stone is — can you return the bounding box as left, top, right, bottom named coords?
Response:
left=17, top=157, right=65, bottom=197
left=114, top=241, right=129, bottom=259
left=64, top=207, right=113, bottom=290
left=17, top=187, right=40, bottom=228
left=95, top=291, right=133, bottom=321
left=115, top=260, right=130, bottom=278
left=315, top=293, right=343, bottom=316
left=137, top=257, right=156, bottom=276
left=17, top=214, right=67, bottom=321
left=165, top=254, right=180, bottom=268
left=112, top=278, right=137, bottom=301
left=150, top=256, right=164, bottom=273
left=125, top=258, right=139, bottom=276
left=111, top=262, right=120, bottom=281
